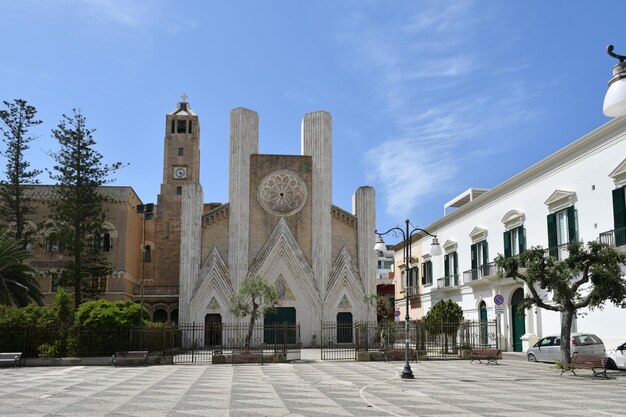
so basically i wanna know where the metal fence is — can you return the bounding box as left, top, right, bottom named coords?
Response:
left=172, top=322, right=301, bottom=364
left=0, top=326, right=173, bottom=358
left=320, top=320, right=498, bottom=361
left=0, top=322, right=302, bottom=364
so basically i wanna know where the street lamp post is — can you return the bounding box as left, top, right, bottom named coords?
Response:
left=135, top=203, right=154, bottom=327
left=375, top=219, right=441, bottom=379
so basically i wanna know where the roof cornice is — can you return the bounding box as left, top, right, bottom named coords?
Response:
left=423, top=117, right=626, bottom=232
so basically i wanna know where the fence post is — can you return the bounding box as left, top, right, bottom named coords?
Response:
left=191, top=322, right=196, bottom=363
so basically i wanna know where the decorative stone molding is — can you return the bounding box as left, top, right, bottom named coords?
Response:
left=190, top=247, right=233, bottom=316
left=469, top=227, right=488, bottom=244
left=609, top=157, right=626, bottom=187
left=331, top=206, right=357, bottom=228
left=203, top=203, right=229, bottom=226
left=326, top=247, right=367, bottom=319
left=501, top=210, right=525, bottom=230
left=544, top=190, right=577, bottom=213
left=442, top=239, right=458, bottom=254
left=247, top=218, right=320, bottom=309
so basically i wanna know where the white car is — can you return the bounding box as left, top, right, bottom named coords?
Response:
left=527, top=333, right=606, bottom=363
left=607, top=342, right=626, bottom=370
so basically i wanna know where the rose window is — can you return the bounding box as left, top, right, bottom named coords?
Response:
left=257, top=170, right=308, bottom=216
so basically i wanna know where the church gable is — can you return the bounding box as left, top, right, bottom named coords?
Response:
left=248, top=218, right=320, bottom=308
left=325, top=247, right=365, bottom=308
left=190, top=247, right=234, bottom=313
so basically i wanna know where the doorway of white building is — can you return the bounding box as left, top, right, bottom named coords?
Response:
left=511, top=288, right=525, bottom=352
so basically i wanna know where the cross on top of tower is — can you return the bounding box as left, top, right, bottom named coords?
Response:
left=181, top=93, right=188, bottom=102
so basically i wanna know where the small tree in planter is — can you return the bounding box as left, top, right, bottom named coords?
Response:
left=424, top=299, right=464, bottom=353
left=229, top=275, right=279, bottom=350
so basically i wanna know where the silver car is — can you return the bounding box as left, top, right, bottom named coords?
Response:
left=527, top=333, right=606, bottom=363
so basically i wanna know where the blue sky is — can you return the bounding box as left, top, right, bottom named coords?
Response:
left=1, top=1, right=625, bottom=235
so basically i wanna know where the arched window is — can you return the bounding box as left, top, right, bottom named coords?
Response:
left=144, top=245, right=152, bottom=262
left=103, top=233, right=111, bottom=252
left=153, top=309, right=168, bottom=323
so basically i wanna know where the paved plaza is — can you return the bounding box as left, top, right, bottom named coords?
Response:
left=1, top=352, right=626, bottom=417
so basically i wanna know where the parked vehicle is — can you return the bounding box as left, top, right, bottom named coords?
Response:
left=606, top=342, right=626, bottom=370
left=527, top=333, right=606, bottom=363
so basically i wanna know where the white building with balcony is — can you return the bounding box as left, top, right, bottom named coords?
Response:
left=403, top=117, right=626, bottom=352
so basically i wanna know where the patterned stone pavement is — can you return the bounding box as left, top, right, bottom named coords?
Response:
left=1, top=358, right=625, bottom=417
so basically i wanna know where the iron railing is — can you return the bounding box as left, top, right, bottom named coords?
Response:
left=0, top=322, right=301, bottom=363
left=320, top=320, right=498, bottom=361
left=437, top=275, right=459, bottom=289
left=0, top=326, right=173, bottom=358
left=463, top=262, right=496, bottom=284
left=547, top=242, right=570, bottom=260
left=599, top=226, right=626, bottom=248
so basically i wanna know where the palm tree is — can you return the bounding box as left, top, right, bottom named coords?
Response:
left=0, top=232, right=43, bottom=306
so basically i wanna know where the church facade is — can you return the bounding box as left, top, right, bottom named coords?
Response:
left=6, top=100, right=378, bottom=346
left=159, top=102, right=378, bottom=346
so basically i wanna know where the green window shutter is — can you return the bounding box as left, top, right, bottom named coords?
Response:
left=421, top=263, right=426, bottom=285
left=518, top=226, right=526, bottom=253
left=444, top=254, right=450, bottom=277
left=415, top=266, right=419, bottom=287
left=547, top=213, right=557, bottom=248
left=482, top=241, right=489, bottom=264
left=470, top=244, right=477, bottom=269
left=567, top=206, right=577, bottom=242
left=503, top=231, right=511, bottom=258
left=613, top=187, right=626, bottom=228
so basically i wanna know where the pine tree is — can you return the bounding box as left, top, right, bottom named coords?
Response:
left=47, top=109, right=122, bottom=309
left=0, top=99, right=42, bottom=243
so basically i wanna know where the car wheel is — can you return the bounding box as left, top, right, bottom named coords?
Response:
left=607, top=358, right=618, bottom=370
left=527, top=353, right=537, bottom=362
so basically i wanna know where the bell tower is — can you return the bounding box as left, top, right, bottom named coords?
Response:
left=154, top=96, right=201, bottom=288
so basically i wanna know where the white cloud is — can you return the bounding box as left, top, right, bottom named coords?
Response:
left=339, top=1, right=540, bottom=220
left=76, top=0, right=150, bottom=27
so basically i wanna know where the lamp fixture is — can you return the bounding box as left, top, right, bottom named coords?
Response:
left=603, top=45, right=626, bottom=118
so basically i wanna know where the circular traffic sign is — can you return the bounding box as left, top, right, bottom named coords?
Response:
left=394, top=310, right=401, bottom=317
left=494, top=294, right=505, bottom=305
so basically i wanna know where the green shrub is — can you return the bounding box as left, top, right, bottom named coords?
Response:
left=75, top=300, right=148, bottom=329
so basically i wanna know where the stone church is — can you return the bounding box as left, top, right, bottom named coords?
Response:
left=156, top=100, right=378, bottom=346
left=16, top=99, right=378, bottom=346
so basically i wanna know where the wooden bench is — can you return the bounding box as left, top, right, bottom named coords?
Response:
left=0, top=352, right=22, bottom=368
left=112, top=351, right=148, bottom=367
left=470, top=348, right=500, bottom=365
left=560, top=355, right=609, bottom=379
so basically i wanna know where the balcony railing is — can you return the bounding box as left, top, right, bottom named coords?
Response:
left=547, top=243, right=570, bottom=260
left=437, top=275, right=459, bottom=289
left=599, top=226, right=626, bottom=248
left=463, top=262, right=496, bottom=284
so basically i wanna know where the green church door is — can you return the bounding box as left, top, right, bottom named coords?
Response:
left=336, top=312, right=353, bottom=343
left=264, top=307, right=296, bottom=344
left=511, top=288, right=525, bottom=352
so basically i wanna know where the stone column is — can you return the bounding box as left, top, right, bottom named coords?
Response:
left=179, top=182, right=203, bottom=325
left=353, top=186, right=376, bottom=322
left=301, top=111, right=332, bottom=301
left=228, top=108, right=259, bottom=289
